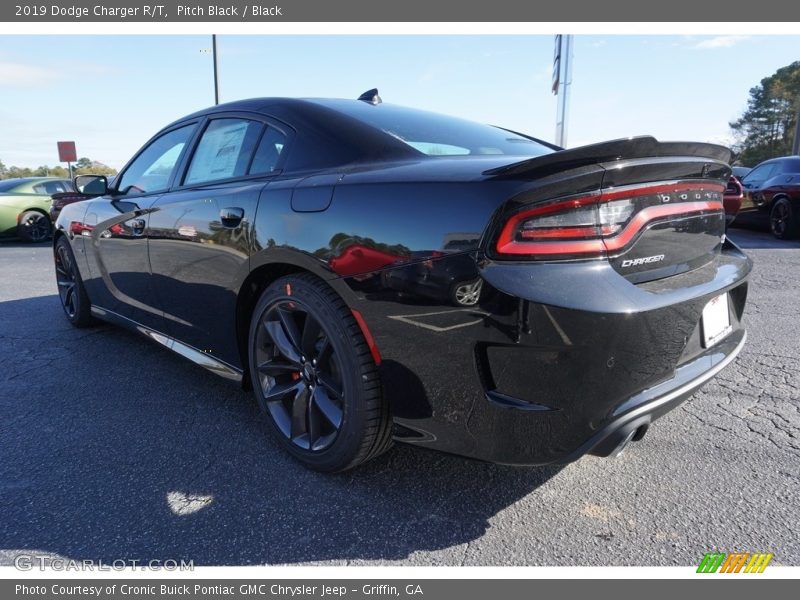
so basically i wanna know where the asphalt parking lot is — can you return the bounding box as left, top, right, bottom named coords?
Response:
left=0, top=223, right=798, bottom=567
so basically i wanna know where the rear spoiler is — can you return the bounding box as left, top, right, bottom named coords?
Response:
left=483, top=136, right=734, bottom=179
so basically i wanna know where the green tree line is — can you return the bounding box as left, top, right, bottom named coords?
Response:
left=0, top=157, right=117, bottom=180
left=730, top=60, right=800, bottom=166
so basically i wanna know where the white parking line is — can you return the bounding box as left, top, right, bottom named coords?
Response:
left=387, top=308, right=490, bottom=332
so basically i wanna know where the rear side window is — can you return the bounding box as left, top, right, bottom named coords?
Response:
left=116, top=124, right=195, bottom=195
left=249, top=127, right=287, bottom=174
left=33, top=180, right=71, bottom=194
left=184, top=119, right=263, bottom=185
left=779, top=158, right=800, bottom=174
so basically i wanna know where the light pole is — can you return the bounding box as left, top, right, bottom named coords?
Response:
left=553, top=34, right=573, bottom=148
left=201, top=35, right=220, bottom=105
left=212, top=34, right=220, bottom=105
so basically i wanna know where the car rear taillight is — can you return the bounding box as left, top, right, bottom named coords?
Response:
left=496, top=181, right=725, bottom=259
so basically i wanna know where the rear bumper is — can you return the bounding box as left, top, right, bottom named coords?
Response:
left=564, top=329, right=745, bottom=461
left=345, top=240, right=752, bottom=465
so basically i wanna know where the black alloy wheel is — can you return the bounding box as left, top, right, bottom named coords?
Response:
left=254, top=300, right=344, bottom=452
left=54, top=237, right=92, bottom=327
left=249, top=274, right=392, bottom=471
left=18, top=211, right=52, bottom=243
left=770, top=198, right=798, bottom=240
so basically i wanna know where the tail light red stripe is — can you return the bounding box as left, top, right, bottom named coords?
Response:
left=498, top=237, right=607, bottom=256
left=496, top=182, right=725, bottom=257
left=603, top=200, right=721, bottom=251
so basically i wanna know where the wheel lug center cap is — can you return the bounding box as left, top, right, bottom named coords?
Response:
left=302, top=364, right=315, bottom=382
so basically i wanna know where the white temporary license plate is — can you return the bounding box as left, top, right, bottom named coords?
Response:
left=701, top=292, right=732, bottom=348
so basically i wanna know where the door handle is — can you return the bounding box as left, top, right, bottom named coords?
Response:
left=131, top=218, right=146, bottom=236
left=220, top=207, right=244, bottom=228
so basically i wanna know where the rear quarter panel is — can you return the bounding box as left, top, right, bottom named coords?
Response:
left=0, top=194, right=51, bottom=236
left=54, top=198, right=92, bottom=276
left=251, top=175, right=523, bottom=279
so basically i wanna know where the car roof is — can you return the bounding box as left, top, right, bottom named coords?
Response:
left=159, top=97, right=423, bottom=172
left=757, top=156, right=800, bottom=165
left=0, top=177, right=70, bottom=192
left=0, top=177, right=67, bottom=183
left=147, top=96, right=555, bottom=174
left=166, top=97, right=353, bottom=125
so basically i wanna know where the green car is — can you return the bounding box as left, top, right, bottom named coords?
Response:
left=0, top=177, right=73, bottom=242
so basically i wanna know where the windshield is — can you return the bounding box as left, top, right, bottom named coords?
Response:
left=312, top=100, right=555, bottom=158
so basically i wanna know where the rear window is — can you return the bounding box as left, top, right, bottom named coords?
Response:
left=0, top=180, right=24, bottom=192
left=312, top=100, right=554, bottom=158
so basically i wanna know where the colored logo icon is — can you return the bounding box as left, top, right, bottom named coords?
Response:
left=697, top=552, right=774, bottom=573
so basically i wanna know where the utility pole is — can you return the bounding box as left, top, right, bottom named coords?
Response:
left=793, top=103, right=800, bottom=155
left=212, top=34, right=220, bottom=105
left=201, top=36, right=221, bottom=105
left=553, top=34, right=573, bottom=148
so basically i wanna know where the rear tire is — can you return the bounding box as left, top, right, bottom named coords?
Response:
left=770, top=198, right=798, bottom=240
left=248, top=273, right=392, bottom=472
left=54, top=236, right=93, bottom=327
left=18, top=210, right=52, bottom=243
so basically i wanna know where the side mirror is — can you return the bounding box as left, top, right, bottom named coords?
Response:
left=74, top=174, right=108, bottom=196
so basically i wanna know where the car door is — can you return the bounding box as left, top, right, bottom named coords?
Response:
left=769, top=158, right=800, bottom=200
left=82, top=123, right=198, bottom=331
left=740, top=162, right=779, bottom=210
left=146, top=115, right=290, bottom=367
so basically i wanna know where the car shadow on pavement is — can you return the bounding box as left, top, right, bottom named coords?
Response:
left=0, top=294, right=562, bottom=566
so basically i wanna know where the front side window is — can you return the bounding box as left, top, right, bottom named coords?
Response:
left=116, top=124, right=196, bottom=196
left=742, top=163, right=777, bottom=186
left=184, top=119, right=263, bottom=185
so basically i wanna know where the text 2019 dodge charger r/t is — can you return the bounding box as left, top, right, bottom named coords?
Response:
left=53, top=92, right=752, bottom=471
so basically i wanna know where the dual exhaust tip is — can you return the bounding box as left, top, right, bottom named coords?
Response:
left=590, top=419, right=650, bottom=458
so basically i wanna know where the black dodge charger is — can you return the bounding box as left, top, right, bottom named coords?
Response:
left=53, top=92, right=751, bottom=471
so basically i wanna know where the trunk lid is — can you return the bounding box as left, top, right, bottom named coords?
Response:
left=489, top=137, right=732, bottom=284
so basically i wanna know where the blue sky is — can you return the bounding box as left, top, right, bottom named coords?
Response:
left=0, top=34, right=798, bottom=169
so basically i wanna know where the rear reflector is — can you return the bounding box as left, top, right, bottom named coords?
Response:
left=351, top=308, right=382, bottom=366
left=496, top=181, right=724, bottom=258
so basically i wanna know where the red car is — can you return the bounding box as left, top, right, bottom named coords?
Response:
left=328, top=243, right=406, bottom=279
left=50, top=191, right=91, bottom=222
left=723, top=176, right=743, bottom=226
left=49, top=176, right=114, bottom=222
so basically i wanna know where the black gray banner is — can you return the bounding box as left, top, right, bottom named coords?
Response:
left=1, top=0, right=799, bottom=22
left=4, top=579, right=797, bottom=600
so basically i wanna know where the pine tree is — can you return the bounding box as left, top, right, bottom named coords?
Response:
left=730, top=61, right=800, bottom=165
